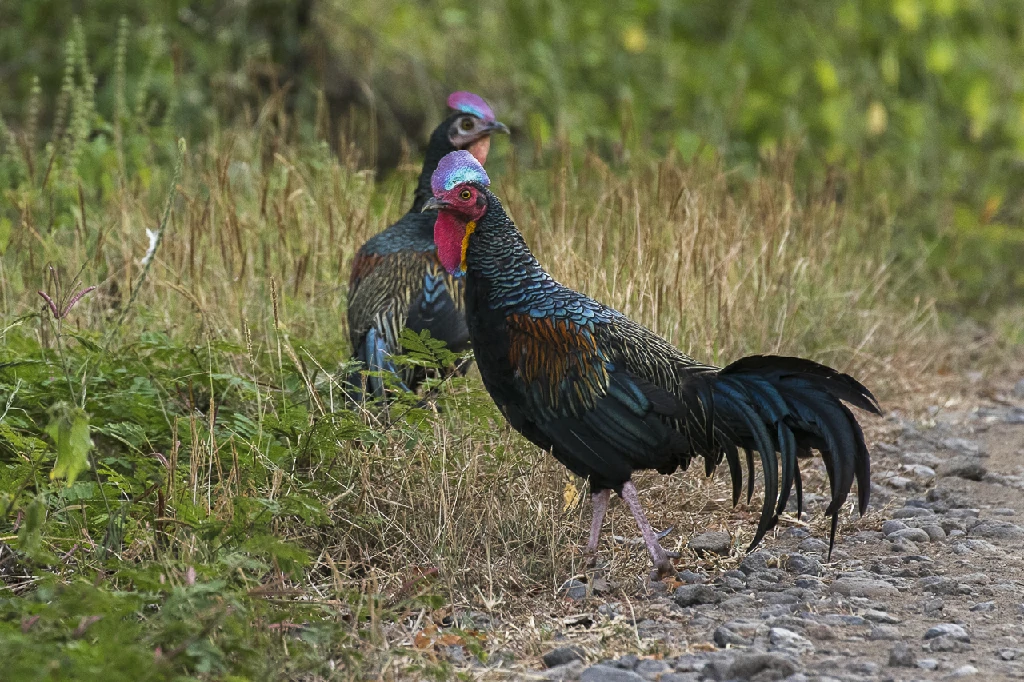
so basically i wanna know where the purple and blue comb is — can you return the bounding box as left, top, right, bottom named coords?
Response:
left=447, top=91, right=496, bottom=123
left=432, top=150, right=491, bottom=195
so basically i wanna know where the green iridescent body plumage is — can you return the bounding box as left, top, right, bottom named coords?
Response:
left=427, top=151, right=880, bottom=576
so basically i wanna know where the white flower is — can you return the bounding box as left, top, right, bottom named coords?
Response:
left=141, top=228, right=159, bottom=266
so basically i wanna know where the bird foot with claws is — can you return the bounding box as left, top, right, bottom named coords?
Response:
left=648, top=560, right=676, bottom=582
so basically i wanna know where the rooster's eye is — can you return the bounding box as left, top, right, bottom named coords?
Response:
left=460, top=189, right=472, bottom=201
left=460, top=118, right=474, bottom=131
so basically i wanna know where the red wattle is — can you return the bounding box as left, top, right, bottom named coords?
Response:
left=434, top=211, right=467, bottom=273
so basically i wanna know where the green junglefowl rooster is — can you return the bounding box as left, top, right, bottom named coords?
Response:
left=423, top=151, right=880, bottom=577
left=346, top=92, right=509, bottom=397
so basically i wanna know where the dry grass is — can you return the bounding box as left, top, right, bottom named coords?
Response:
left=1, top=114, right=959, bottom=677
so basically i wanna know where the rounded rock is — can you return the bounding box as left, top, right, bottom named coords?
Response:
left=687, top=531, right=732, bottom=557
left=888, top=527, right=931, bottom=543
left=580, top=666, right=645, bottom=682
left=559, top=579, right=588, bottom=601
left=543, top=646, right=586, bottom=669
left=785, top=553, right=822, bottom=576
left=881, top=519, right=908, bottom=536
left=923, top=623, right=969, bottom=642
left=673, top=584, right=719, bottom=607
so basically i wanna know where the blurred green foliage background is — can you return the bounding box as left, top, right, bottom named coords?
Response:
left=3, top=0, right=1024, bottom=310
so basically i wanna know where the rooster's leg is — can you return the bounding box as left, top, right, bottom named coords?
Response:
left=621, top=481, right=674, bottom=578
left=584, top=489, right=611, bottom=563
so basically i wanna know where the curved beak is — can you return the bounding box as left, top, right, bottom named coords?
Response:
left=484, top=120, right=510, bottom=135
left=421, top=196, right=450, bottom=213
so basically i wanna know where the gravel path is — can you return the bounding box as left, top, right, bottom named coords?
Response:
left=514, top=380, right=1024, bottom=682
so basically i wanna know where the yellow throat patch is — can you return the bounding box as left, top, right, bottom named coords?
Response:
left=460, top=220, right=477, bottom=272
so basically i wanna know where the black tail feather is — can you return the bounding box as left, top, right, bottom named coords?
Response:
left=707, top=355, right=880, bottom=553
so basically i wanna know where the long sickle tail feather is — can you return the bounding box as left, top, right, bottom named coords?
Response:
left=707, top=355, right=880, bottom=555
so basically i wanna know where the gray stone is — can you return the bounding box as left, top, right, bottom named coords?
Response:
left=1014, top=378, right=1024, bottom=398
left=917, top=658, right=939, bottom=670
left=917, top=576, right=960, bottom=595
left=949, top=665, right=979, bottom=677
left=544, top=646, right=586, bottom=668
left=609, top=654, right=639, bottom=669
left=892, top=507, right=935, bottom=518
left=659, top=675, right=699, bottom=682
left=847, top=662, right=880, bottom=676
left=881, top=519, right=908, bottom=536
left=784, top=554, right=821, bottom=576
left=886, top=475, right=914, bottom=489
left=923, top=623, right=969, bottom=642
left=580, top=666, right=644, bottom=682
left=759, top=604, right=796, bottom=618
left=888, top=642, right=916, bottom=667
left=969, top=600, right=995, bottom=612
left=922, top=597, right=944, bottom=614
left=687, top=531, right=732, bottom=556
left=675, top=569, right=705, bottom=584
left=803, top=623, right=836, bottom=641
left=720, top=596, right=753, bottom=609
left=869, top=625, right=902, bottom=640
left=888, top=527, right=931, bottom=543
left=829, top=577, right=897, bottom=598
left=903, top=464, right=937, bottom=479
left=718, top=576, right=746, bottom=590
left=797, top=537, right=829, bottom=553
left=969, top=520, right=1024, bottom=542
left=714, top=625, right=751, bottom=647
left=890, top=536, right=920, bottom=553
left=633, top=659, right=669, bottom=680
left=939, top=437, right=983, bottom=455
left=769, top=627, right=813, bottom=654
left=673, top=584, right=719, bottom=607
left=999, top=649, right=1020, bottom=661
left=719, top=653, right=796, bottom=681
left=863, top=609, right=900, bottom=624
left=559, top=579, right=587, bottom=601
left=959, top=572, right=990, bottom=584
left=821, top=614, right=867, bottom=626
left=544, top=661, right=586, bottom=681
left=927, top=634, right=968, bottom=652
left=919, top=525, right=946, bottom=541
left=739, top=551, right=773, bottom=574
left=937, top=455, right=987, bottom=481
left=671, top=655, right=710, bottom=673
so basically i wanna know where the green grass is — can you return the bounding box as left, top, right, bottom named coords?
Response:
left=0, top=34, right=980, bottom=681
